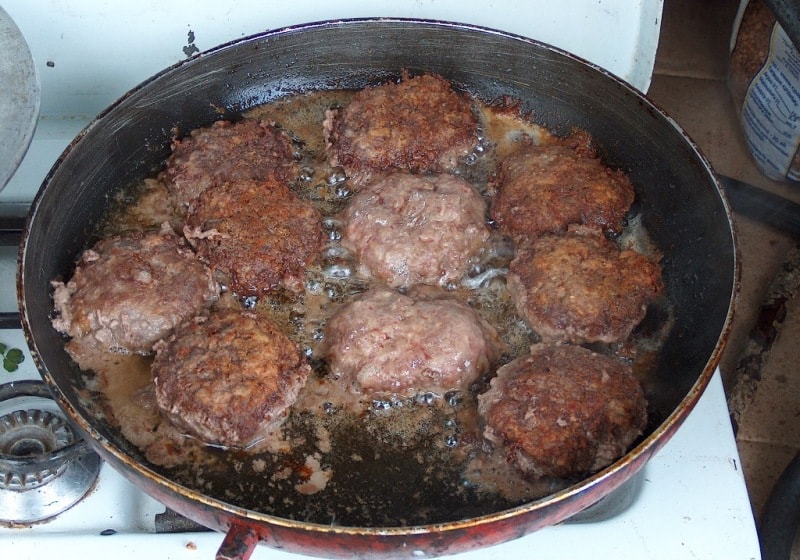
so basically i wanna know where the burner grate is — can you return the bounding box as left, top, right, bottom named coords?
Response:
left=0, top=408, right=74, bottom=489
left=0, top=380, right=101, bottom=525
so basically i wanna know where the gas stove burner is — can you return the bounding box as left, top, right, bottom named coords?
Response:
left=0, top=408, right=75, bottom=489
left=0, top=380, right=102, bottom=525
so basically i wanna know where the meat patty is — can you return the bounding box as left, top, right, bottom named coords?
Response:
left=478, top=343, right=648, bottom=479
left=491, top=131, right=635, bottom=239
left=152, top=308, right=311, bottom=448
left=322, top=286, right=499, bottom=397
left=507, top=229, right=663, bottom=344
left=323, top=73, right=479, bottom=187
left=50, top=224, right=220, bottom=354
left=340, top=172, right=490, bottom=289
left=184, top=179, right=325, bottom=296
left=161, top=119, right=299, bottom=211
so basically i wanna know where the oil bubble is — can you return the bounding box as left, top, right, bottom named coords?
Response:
left=372, top=399, right=392, bottom=411
left=288, top=310, right=304, bottom=326
left=445, top=391, right=463, bottom=407
left=299, top=166, right=315, bottom=183
left=325, top=283, right=344, bottom=301
left=335, top=184, right=352, bottom=199
left=323, top=263, right=352, bottom=279
left=327, top=168, right=347, bottom=186
left=305, top=272, right=324, bottom=295
left=323, top=216, right=343, bottom=230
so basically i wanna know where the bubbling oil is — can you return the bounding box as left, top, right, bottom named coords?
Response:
left=82, top=88, right=669, bottom=527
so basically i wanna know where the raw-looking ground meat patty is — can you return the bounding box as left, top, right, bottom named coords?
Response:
left=507, top=229, right=663, bottom=344
left=152, top=308, right=311, bottom=448
left=321, top=286, right=499, bottom=397
left=478, top=343, right=648, bottom=479
left=340, top=172, right=490, bottom=289
left=323, top=73, right=479, bottom=187
left=50, top=224, right=220, bottom=354
left=491, top=131, right=635, bottom=239
left=161, top=118, right=299, bottom=211
left=184, top=179, right=325, bottom=296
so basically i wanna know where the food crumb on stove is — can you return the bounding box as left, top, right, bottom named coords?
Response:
left=185, top=541, right=197, bottom=551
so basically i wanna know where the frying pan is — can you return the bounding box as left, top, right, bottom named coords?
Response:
left=17, top=19, right=738, bottom=560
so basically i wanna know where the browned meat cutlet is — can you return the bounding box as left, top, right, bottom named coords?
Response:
left=491, top=131, right=635, bottom=239
left=323, top=73, right=480, bottom=187
left=507, top=229, right=663, bottom=344
left=478, top=343, right=648, bottom=479
left=321, top=286, right=500, bottom=398
left=184, top=179, right=324, bottom=296
left=50, top=224, right=220, bottom=354
left=340, top=172, right=490, bottom=289
left=152, top=308, right=310, bottom=448
left=161, top=119, right=299, bottom=211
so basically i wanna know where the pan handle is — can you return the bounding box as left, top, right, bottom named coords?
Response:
left=216, top=522, right=260, bottom=560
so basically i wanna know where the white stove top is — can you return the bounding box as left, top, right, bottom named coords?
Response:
left=0, top=2, right=762, bottom=558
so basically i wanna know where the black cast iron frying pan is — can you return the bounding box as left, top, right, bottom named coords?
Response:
left=17, top=19, right=738, bottom=560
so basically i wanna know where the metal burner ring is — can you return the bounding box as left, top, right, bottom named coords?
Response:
left=0, top=407, right=75, bottom=489
left=0, top=380, right=102, bottom=525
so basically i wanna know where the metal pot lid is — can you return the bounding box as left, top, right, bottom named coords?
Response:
left=0, top=7, right=40, bottom=192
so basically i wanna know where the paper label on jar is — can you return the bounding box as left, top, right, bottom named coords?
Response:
left=740, top=24, right=800, bottom=181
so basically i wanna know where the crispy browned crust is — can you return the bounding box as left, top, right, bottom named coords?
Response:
left=507, top=230, right=663, bottom=344
left=184, top=179, right=324, bottom=296
left=491, top=131, right=634, bottom=239
left=161, top=119, right=299, bottom=210
left=152, top=308, right=310, bottom=448
left=478, top=343, right=647, bottom=478
left=324, top=73, right=479, bottom=186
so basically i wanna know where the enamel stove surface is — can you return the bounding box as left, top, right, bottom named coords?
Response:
left=0, top=2, right=761, bottom=558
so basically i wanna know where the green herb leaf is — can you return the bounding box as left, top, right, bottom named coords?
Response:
left=1, top=345, right=24, bottom=373
left=5, top=348, right=24, bottom=365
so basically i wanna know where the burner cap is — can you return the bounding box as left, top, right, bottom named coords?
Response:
left=0, top=380, right=102, bottom=525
